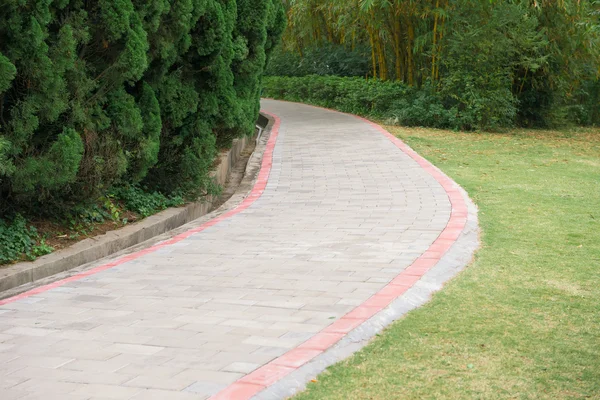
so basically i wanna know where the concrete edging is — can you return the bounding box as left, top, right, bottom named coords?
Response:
left=0, top=126, right=265, bottom=297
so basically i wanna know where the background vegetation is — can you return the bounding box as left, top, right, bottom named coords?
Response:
left=0, top=0, right=285, bottom=263
left=266, top=0, right=600, bottom=130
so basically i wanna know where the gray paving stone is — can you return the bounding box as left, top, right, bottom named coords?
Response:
left=123, top=374, right=198, bottom=391
left=222, top=362, right=261, bottom=374
left=183, top=381, right=227, bottom=398
left=129, top=389, right=200, bottom=399
left=70, top=383, right=143, bottom=399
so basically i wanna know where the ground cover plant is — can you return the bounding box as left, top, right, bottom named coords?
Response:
left=293, top=124, right=600, bottom=399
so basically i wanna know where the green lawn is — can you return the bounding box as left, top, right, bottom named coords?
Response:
left=294, top=126, right=600, bottom=399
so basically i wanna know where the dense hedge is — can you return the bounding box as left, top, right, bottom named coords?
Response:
left=262, top=75, right=600, bottom=131
left=262, top=75, right=494, bottom=130
left=265, top=43, right=370, bottom=78
left=0, top=0, right=285, bottom=216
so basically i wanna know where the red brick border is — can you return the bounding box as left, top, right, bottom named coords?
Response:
left=0, top=113, right=281, bottom=307
left=209, top=104, right=468, bottom=400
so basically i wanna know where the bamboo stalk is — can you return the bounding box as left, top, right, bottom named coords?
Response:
left=432, top=0, right=440, bottom=82
left=394, top=14, right=403, bottom=81
left=407, top=18, right=415, bottom=86
left=369, top=28, right=377, bottom=79
left=377, top=36, right=387, bottom=80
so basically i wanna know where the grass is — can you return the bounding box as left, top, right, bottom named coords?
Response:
left=294, top=126, right=600, bottom=399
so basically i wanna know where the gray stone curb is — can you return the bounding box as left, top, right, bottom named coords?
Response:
left=0, top=117, right=273, bottom=298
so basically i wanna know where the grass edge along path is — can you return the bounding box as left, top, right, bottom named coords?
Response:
left=293, top=125, right=600, bottom=400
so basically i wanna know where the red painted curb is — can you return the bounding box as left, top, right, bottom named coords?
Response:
left=209, top=102, right=468, bottom=400
left=0, top=112, right=282, bottom=307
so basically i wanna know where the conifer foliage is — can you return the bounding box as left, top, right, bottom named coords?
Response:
left=0, top=0, right=285, bottom=214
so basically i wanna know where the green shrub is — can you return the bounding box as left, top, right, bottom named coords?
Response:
left=263, top=75, right=407, bottom=116
left=0, top=0, right=286, bottom=262
left=390, top=85, right=454, bottom=129
left=111, top=186, right=184, bottom=218
left=434, top=1, right=551, bottom=130
left=0, top=215, right=53, bottom=265
left=0, top=0, right=285, bottom=217
left=262, top=75, right=515, bottom=131
left=266, top=43, right=370, bottom=78
left=578, top=79, right=600, bottom=126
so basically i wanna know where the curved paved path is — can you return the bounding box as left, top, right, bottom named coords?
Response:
left=0, top=100, right=473, bottom=400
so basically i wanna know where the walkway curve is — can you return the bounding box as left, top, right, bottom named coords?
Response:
left=0, top=100, right=477, bottom=400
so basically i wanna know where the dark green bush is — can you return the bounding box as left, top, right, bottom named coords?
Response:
left=433, top=1, right=558, bottom=130
left=0, top=215, right=53, bottom=265
left=577, top=79, right=600, bottom=126
left=390, top=85, right=454, bottom=129
left=0, top=0, right=285, bottom=216
left=265, top=43, right=370, bottom=78
left=263, top=75, right=408, bottom=116
left=262, top=75, right=517, bottom=130
left=0, top=0, right=285, bottom=264
left=111, top=186, right=184, bottom=218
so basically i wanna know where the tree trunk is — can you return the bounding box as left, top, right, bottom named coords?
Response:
left=407, top=19, right=415, bottom=86
left=432, top=0, right=440, bottom=82
left=393, top=16, right=403, bottom=81
left=369, top=29, right=377, bottom=79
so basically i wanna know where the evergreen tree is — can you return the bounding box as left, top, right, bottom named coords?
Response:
left=0, top=0, right=285, bottom=215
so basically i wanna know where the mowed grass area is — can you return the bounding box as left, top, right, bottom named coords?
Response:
left=295, top=126, right=600, bottom=399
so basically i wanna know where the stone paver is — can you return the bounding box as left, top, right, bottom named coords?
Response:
left=0, top=100, right=452, bottom=399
